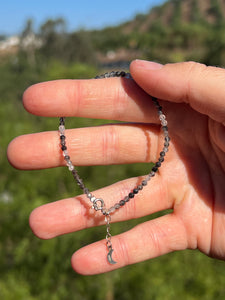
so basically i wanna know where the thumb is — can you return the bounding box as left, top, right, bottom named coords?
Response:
left=130, top=60, right=225, bottom=124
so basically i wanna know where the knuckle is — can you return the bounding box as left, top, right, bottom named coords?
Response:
left=184, top=61, right=207, bottom=103
left=101, top=125, right=120, bottom=164
left=112, top=82, right=130, bottom=120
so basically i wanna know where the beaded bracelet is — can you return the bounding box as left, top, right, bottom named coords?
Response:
left=59, top=71, right=170, bottom=265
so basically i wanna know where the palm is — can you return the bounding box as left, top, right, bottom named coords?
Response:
left=160, top=101, right=225, bottom=259
left=7, top=61, right=225, bottom=274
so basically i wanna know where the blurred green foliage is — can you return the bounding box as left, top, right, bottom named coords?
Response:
left=1, top=1, right=225, bottom=298
left=88, top=0, right=225, bottom=66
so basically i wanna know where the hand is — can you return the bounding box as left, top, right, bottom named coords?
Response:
left=7, top=60, right=225, bottom=275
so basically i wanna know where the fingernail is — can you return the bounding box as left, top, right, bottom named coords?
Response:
left=135, top=59, right=163, bottom=70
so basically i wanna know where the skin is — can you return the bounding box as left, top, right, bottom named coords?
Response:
left=7, top=60, right=225, bottom=275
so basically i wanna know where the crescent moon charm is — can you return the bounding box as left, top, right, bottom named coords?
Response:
left=107, top=248, right=117, bottom=265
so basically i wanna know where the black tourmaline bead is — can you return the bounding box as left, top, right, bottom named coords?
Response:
left=164, top=142, right=169, bottom=147
left=165, top=136, right=170, bottom=142
left=137, top=185, right=143, bottom=190
left=119, top=200, right=126, bottom=206
left=129, top=192, right=135, bottom=198
left=77, top=181, right=85, bottom=190
left=59, top=117, right=65, bottom=125
left=120, top=71, right=126, bottom=77
left=124, top=196, right=130, bottom=202
left=64, top=155, right=70, bottom=160
left=159, top=157, right=164, bottom=163
left=61, top=145, right=67, bottom=151
left=160, top=151, right=165, bottom=157
left=60, top=135, right=65, bottom=140
left=84, top=188, right=89, bottom=194
left=133, top=188, right=139, bottom=194
left=152, top=166, right=158, bottom=172
left=72, top=170, right=77, bottom=176
left=109, top=71, right=116, bottom=76
left=142, top=180, right=147, bottom=186
left=155, top=162, right=161, bottom=168
left=162, top=126, right=168, bottom=131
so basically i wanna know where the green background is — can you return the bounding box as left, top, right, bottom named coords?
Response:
left=1, top=1, right=225, bottom=298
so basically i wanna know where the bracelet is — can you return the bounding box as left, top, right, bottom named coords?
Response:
left=59, top=71, right=170, bottom=265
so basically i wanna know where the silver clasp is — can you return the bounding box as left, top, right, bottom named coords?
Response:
left=91, top=198, right=105, bottom=211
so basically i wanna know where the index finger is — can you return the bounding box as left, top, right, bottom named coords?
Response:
left=23, top=77, right=160, bottom=123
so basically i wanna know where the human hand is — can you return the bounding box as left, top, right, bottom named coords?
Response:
left=7, top=60, right=225, bottom=275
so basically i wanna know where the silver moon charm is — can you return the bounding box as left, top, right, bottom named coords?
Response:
left=107, top=248, right=117, bottom=265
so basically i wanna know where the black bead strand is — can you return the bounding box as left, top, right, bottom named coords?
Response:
left=59, top=71, right=170, bottom=216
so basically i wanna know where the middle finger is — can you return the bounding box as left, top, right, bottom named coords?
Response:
left=8, top=123, right=165, bottom=170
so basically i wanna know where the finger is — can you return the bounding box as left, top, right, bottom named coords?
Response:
left=71, top=213, right=187, bottom=275
left=29, top=175, right=173, bottom=239
left=130, top=60, right=225, bottom=123
left=23, top=78, right=159, bottom=123
left=7, top=123, right=168, bottom=170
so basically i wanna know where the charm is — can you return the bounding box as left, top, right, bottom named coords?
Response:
left=59, top=72, right=170, bottom=266
left=107, top=248, right=117, bottom=265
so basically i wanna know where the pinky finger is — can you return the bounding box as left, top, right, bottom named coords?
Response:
left=71, top=213, right=188, bottom=275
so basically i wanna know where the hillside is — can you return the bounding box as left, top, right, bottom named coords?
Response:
left=122, top=0, right=225, bottom=33
left=90, top=0, right=225, bottom=66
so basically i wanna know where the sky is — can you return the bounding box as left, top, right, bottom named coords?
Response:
left=0, top=0, right=166, bottom=36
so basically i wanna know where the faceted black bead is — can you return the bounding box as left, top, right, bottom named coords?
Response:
left=129, top=192, right=135, bottom=198
left=119, top=200, right=126, bottom=206
left=59, top=117, right=65, bottom=125
left=61, top=145, right=67, bottom=151
left=133, top=188, right=139, bottom=194
left=155, top=162, right=161, bottom=168
left=120, top=71, right=126, bottom=77
left=124, top=196, right=130, bottom=202
left=162, top=126, right=168, bottom=131
left=64, top=155, right=70, bottom=160
left=83, top=188, right=89, bottom=194
left=77, top=179, right=84, bottom=187
left=137, top=185, right=143, bottom=190
left=160, top=151, right=165, bottom=157
left=164, top=142, right=169, bottom=147
left=159, top=157, right=164, bottom=163
left=149, top=171, right=155, bottom=177
left=60, top=135, right=65, bottom=140
left=165, top=136, right=170, bottom=142
left=142, top=180, right=147, bottom=186
left=72, top=170, right=77, bottom=176
left=152, top=166, right=158, bottom=172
